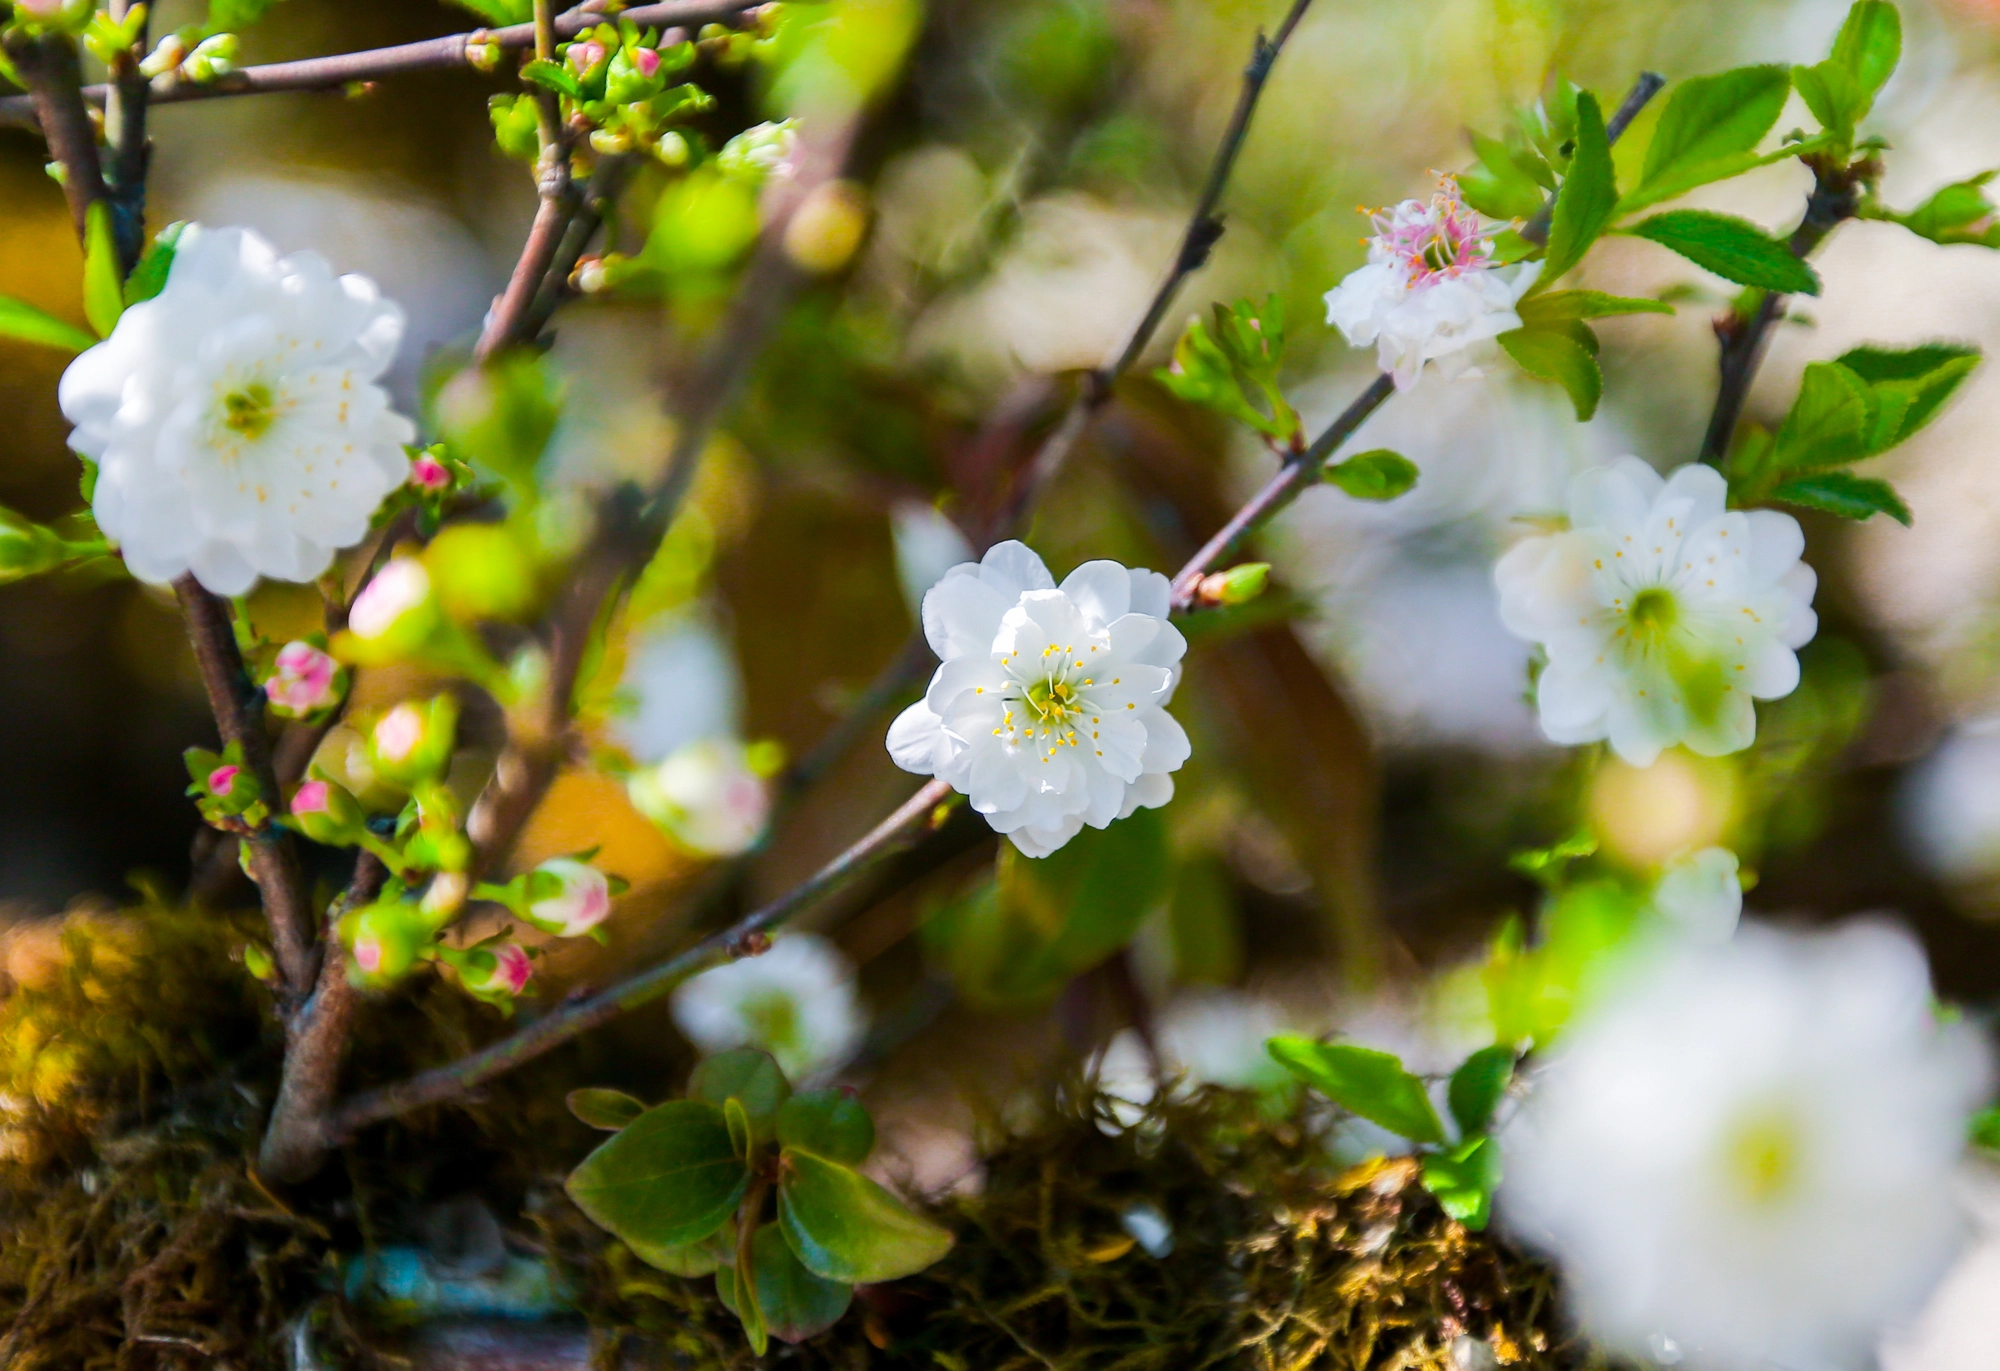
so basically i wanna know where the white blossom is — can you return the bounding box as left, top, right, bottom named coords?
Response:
left=670, top=933, right=865, bottom=1080
left=1501, top=920, right=1989, bottom=1371
left=627, top=738, right=772, bottom=858
left=1650, top=846, right=1743, bottom=944
left=1495, top=458, right=1818, bottom=766
left=887, top=540, right=1190, bottom=858
left=891, top=500, right=974, bottom=621
left=60, top=224, right=413, bottom=595
left=1900, top=720, right=2000, bottom=885
left=614, top=617, right=743, bottom=765
left=1323, top=179, right=1541, bottom=390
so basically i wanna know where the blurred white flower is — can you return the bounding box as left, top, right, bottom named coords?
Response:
left=890, top=500, right=974, bottom=621
left=628, top=738, right=772, bottom=858
left=1091, top=991, right=1297, bottom=1131
left=1496, top=458, right=1818, bottom=766
left=671, top=933, right=865, bottom=1080
left=887, top=541, right=1190, bottom=858
left=1650, top=846, right=1743, bottom=944
left=1900, top=720, right=2000, bottom=884
left=1502, top=920, right=1989, bottom=1371
left=615, top=617, right=743, bottom=765
left=524, top=857, right=612, bottom=938
left=1324, top=179, right=1540, bottom=390
left=61, top=224, right=414, bottom=595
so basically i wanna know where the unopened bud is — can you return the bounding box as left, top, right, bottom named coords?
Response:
left=138, top=32, right=188, bottom=78
left=208, top=763, right=242, bottom=798
left=182, top=32, right=238, bottom=83
left=573, top=254, right=609, bottom=293
left=465, top=33, right=503, bottom=73
left=288, top=776, right=367, bottom=845
left=567, top=38, right=607, bottom=73
left=342, top=901, right=429, bottom=985
left=633, top=45, right=661, bottom=77
left=589, top=125, right=634, bottom=156
left=525, top=857, right=614, bottom=937
left=366, top=695, right=458, bottom=785
left=653, top=130, right=689, bottom=167
left=241, top=942, right=277, bottom=985
left=1196, top=561, right=1270, bottom=608
left=409, top=451, right=452, bottom=492
left=265, top=639, right=343, bottom=717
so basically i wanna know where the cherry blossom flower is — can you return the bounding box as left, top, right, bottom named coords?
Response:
left=1650, top=846, right=1743, bottom=943
left=670, top=934, right=865, bottom=1080
left=1495, top=458, right=1818, bottom=766
left=265, top=640, right=341, bottom=716
left=1323, top=178, right=1541, bottom=390
left=59, top=224, right=414, bottom=594
left=887, top=541, right=1190, bottom=858
left=525, top=857, right=613, bottom=938
left=628, top=738, right=773, bottom=857
left=1501, top=920, right=1989, bottom=1371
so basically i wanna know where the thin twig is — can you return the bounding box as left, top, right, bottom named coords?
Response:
left=523, top=154, right=631, bottom=340
left=3, top=32, right=110, bottom=242
left=328, top=778, right=953, bottom=1137
left=103, top=0, right=150, bottom=272
left=174, top=576, right=319, bottom=1003
left=257, top=853, right=387, bottom=1182
left=0, top=0, right=762, bottom=127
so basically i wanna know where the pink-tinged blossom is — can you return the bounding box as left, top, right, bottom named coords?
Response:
left=527, top=857, right=614, bottom=937
left=462, top=943, right=534, bottom=996
left=372, top=703, right=425, bottom=765
left=208, top=764, right=241, bottom=797
left=266, top=639, right=340, bottom=714
left=1323, top=178, right=1540, bottom=390
left=409, top=452, right=451, bottom=492
left=347, top=558, right=431, bottom=640
left=568, top=39, right=607, bottom=72
left=633, top=46, right=662, bottom=77
left=352, top=931, right=384, bottom=975
left=292, top=779, right=330, bottom=815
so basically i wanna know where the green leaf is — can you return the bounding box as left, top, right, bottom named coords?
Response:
left=715, top=1255, right=769, bottom=1354
left=1971, top=1105, right=2000, bottom=1152
left=1791, top=62, right=1856, bottom=137
left=1420, top=1134, right=1502, bottom=1230
left=738, top=1222, right=852, bottom=1344
left=566, top=1100, right=751, bottom=1250
left=777, top=1147, right=954, bottom=1284
left=1264, top=1037, right=1446, bottom=1144
left=1883, top=174, right=2000, bottom=248
left=1828, top=0, right=1900, bottom=120
left=1627, top=66, right=1791, bottom=214
left=689, top=1047, right=792, bottom=1145
left=1154, top=296, right=1296, bottom=442
left=1517, top=290, right=1674, bottom=324
left=568, top=1087, right=647, bottom=1131
left=1543, top=90, right=1618, bottom=282
left=1323, top=449, right=1418, bottom=501
left=1447, top=1046, right=1516, bottom=1136
left=0, top=295, right=96, bottom=353
left=83, top=201, right=124, bottom=340
left=1836, top=344, right=1979, bottom=451
left=1498, top=325, right=1602, bottom=421
left=521, top=57, right=585, bottom=101
left=778, top=1090, right=875, bottom=1166
left=627, top=1221, right=736, bottom=1278
left=123, top=222, right=186, bottom=307
left=446, top=0, right=532, bottom=21
left=1460, top=129, right=1547, bottom=221
left=724, top=1097, right=754, bottom=1160
left=205, top=0, right=286, bottom=36
left=1770, top=470, right=1911, bottom=524
left=1628, top=210, right=1819, bottom=294
left=1773, top=360, right=1876, bottom=470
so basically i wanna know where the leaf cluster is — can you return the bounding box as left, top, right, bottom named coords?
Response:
left=1155, top=296, right=1298, bottom=446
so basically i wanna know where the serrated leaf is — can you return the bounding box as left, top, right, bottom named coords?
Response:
left=1447, top=1046, right=1516, bottom=1136
left=1791, top=62, right=1856, bottom=136
left=777, top=1148, right=954, bottom=1284
left=1498, top=325, right=1602, bottom=421
left=0, top=295, right=96, bottom=353
left=1420, top=1134, right=1502, bottom=1230
left=1627, top=65, right=1791, bottom=213
left=568, top=1087, right=647, bottom=1131
left=778, top=1090, right=875, bottom=1165
left=521, top=57, right=584, bottom=101
left=1265, top=1037, right=1446, bottom=1144
left=1886, top=174, right=2000, bottom=248
left=566, top=1100, right=750, bottom=1250
left=1517, top=290, right=1674, bottom=324
left=1629, top=209, right=1819, bottom=294
left=1323, top=449, right=1418, bottom=501
left=1771, top=470, right=1911, bottom=524
left=1154, top=297, right=1295, bottom=441
left=123, top=222, right=186, bottom=307
left=1544, top=91, right=1618, bottom=281
left=1829, top=0, right=1900, bottom=120
left=83, top=201, right=124, bottom=340
left=1773, top=360, right=1875, bottom=470
left=1460, top=129, right=1546, bottom=221
left=1836, top=344, right=1979, bottom=452
left=689, top=1046, right=792, bottom=1144
left=740, top=1222, right=852, bottom=1343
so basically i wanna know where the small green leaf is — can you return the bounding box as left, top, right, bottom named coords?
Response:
left=741, top=1222, right=853, bottom=1343
left=1154, top=296, right=1296, bottom=441
left=1460, top=129, right=1547, bottom=221
left=1828, top=0, right=1900, bottom=120
left=1627, top=65, right=1791, bottom=215
left=520, top=57, right=584, bottom=101
left=566, top=1100, right=751, bottom=1250
left=1770, top=470, right=1911, bottom=524
left=627, top=1221, right=736, bottom=1277
left=1447, top=1046, right=1516, bottom=1136
left=1882, top=174, right=2000, bottom=248
left=716, top=1256, right=770, bottom=1354
left=205, top=0, right=287, bottom=35
left=1265, top=1037, right=1446, bottom=1144
left=1971, top=1106, right=2000, bottom=1152
left=1517, top=290, right=1674, bottom=324
left=1323, top=449, right=1418, bottom=501
left=83, top=201, right=124, bottom=340
left=1498, top=325, right=1603, bottom=421
left=446, top=0, right=532, bottom=21
left=1628, top=210, right=1819, bottom=294
left=123, top=222, right=187, bottom=307
left=690, top=1047, right=793, bottom=1144
left=1791, top=62, right=1855, bottom=137
left=724, top=1096, right=754, bottom=1160
left=778, top=1090, right=876, bottom=1166
left=568, top=1087, right=647, bottom=1131
left=1420, top=1134, right=1502, bottom=1230
left=1836, top=344, right=1979, bottom=452
left=1773, top=360, right=1875, bottom=470
left=1544, top=91, right=1618, bottom=282
left=0, top=295, right=97, bottom=354
left=776, top=1148, right=954, bottom=1284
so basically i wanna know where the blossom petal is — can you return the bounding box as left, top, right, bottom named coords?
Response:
left=1060, top=560, right=1132, bottom=626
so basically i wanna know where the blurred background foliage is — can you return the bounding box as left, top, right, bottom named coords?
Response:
left=7, top=0, right=2000, bottom=1117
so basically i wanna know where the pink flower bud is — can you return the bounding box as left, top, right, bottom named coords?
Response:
left=410, top=453, right=452, bottom=492
left=292, top=780, right=331, bottom=816
left=492, top=943, right=534, bottom=995
left=528, top=857, right=613, bottom=937
left=353, top=932, right=384, bottom=975
left=568, top=39, right=607, bottom=72
left=373, top=703, right=426, bottom=765
left=633, top=45, right=661, bottom=77
left=266, top=640, right=340, bottom=714
left=208, top=763, right=241, bottom=797
left=348, top=558, right=432, bottom=641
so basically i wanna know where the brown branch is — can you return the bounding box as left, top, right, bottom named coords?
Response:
left=174, top=576, right=319, bottom=1002
left=0, top=0, right=763, bottom=127
left=475, top=0, right=576, bottom=362
left=256, top=852, right=387, bottom=1183
left=3, top=32, right=110, bottom=243
left=328, top=778, right=953, bottom=1138
left=102, top=0, right=150, bottom=272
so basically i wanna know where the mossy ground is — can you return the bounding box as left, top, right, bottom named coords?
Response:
left=0, top=907, right=1584, bottom=1370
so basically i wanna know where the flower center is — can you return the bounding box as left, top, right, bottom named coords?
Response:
left=1025, top=675, right=1080, bottom=724
left=1627, top=586, right=1679, bottom=638
left=222, top=381, right=277, bottom=441
left=1723, top=1107, right=1802, bottom=1206
left=743, top=991, right=801, bottom=1056
left=1419, top=230, right=1464, bottom=275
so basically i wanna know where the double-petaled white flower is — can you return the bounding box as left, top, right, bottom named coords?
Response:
left=1502, top=920, right=1989, bottom=1371
left=670, top=933, right=865, bottom=1080
left=1323, top=179, right=1541, bottom=390
left=887, top=541, right=1190, bottom=858
left=1495, top=458, right=1818, bottom=766
left=59, top=224, right=414, bottom=595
